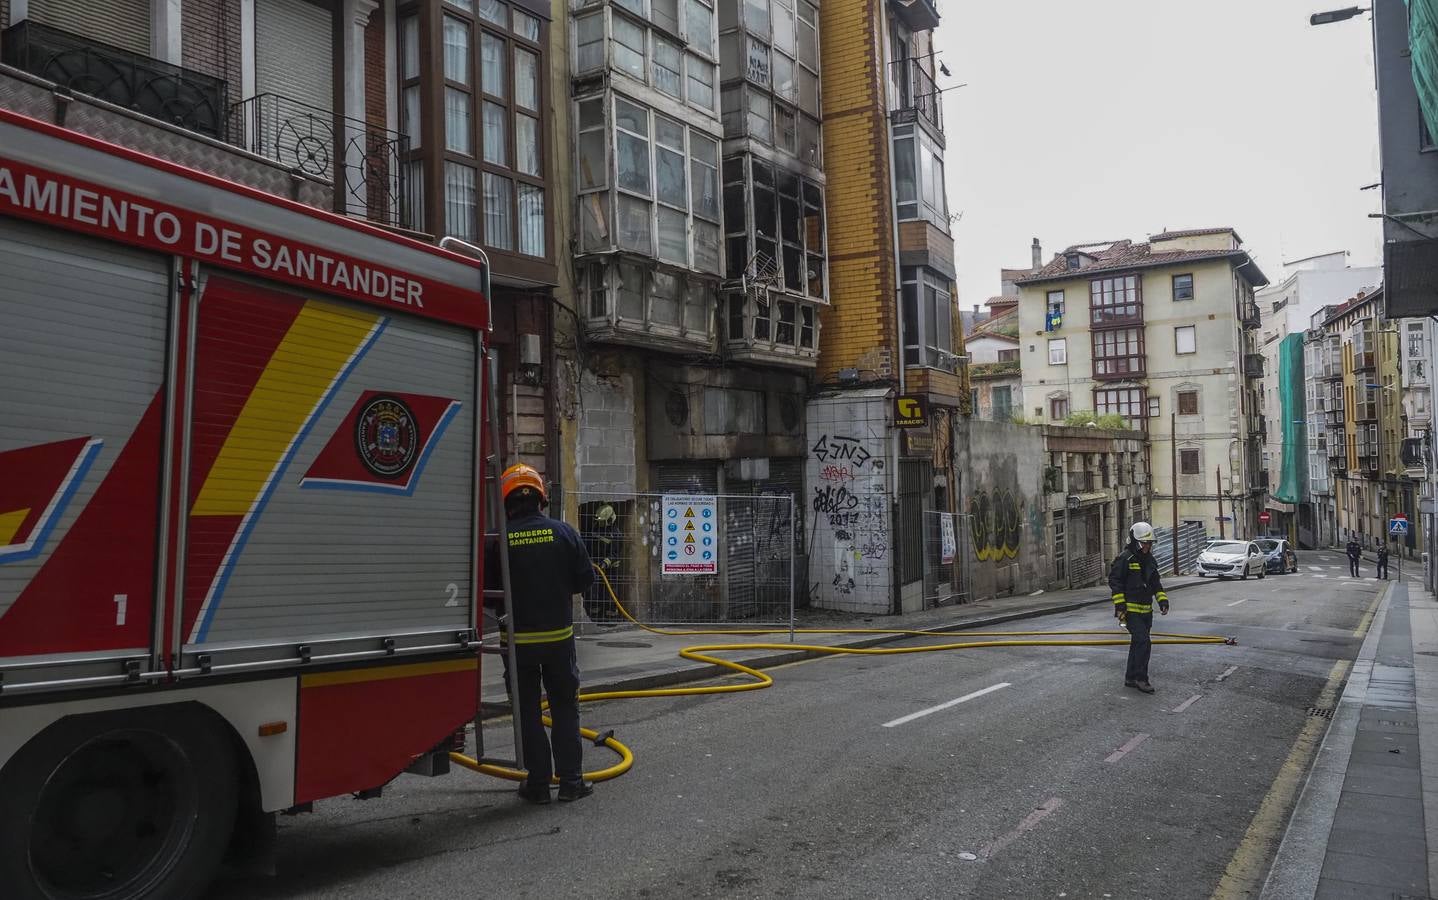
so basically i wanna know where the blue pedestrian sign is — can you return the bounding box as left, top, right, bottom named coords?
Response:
left=1390, top=516, right=1410, bottom=536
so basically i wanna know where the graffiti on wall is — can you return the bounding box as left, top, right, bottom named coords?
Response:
left=806, top=413, right=890, bottom=610
left=969, top=488, right=1023, bottom=561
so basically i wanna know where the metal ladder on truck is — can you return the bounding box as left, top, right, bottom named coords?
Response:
left=438, top=237, right=525, bottom=773
left=474, top=349, right=527, bottom=772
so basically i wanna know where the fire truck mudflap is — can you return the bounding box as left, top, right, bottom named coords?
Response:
left=0, top=108, right=490, bottom=899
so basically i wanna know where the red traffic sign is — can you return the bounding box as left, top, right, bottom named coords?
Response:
left=1258, top=512, right=1271, bottom=523
left=1395, top=512, right=1409, bottom=520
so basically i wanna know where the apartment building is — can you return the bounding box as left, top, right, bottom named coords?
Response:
left=1253, top=252, right=1379, bottom=545
left=1013, top=228, right=1270, bottom=537
left=965, top=295, right=1020, bottom=422
left=563, top=0, right=826, bottom=619
left=0, top=0, right=567, bottom=484
left=1304, top=305, right=1345, bottom=548
left=805, top=0, right=958, bottom=614
left=1321, top=289, right=1419, bottom=551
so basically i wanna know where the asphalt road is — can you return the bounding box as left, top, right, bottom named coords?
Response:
left=210, top=550, right=1385, bottom=900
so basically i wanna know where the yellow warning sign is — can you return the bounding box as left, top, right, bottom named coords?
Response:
left=685, top=521, right=695, bottom=530
left=685, top=534, right=695, bottom=543
left=684, top=507, right=696, bottom=517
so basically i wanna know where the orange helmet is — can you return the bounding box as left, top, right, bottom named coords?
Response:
left=500, top=463, right=546, bottom=503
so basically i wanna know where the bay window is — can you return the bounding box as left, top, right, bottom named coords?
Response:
left=584, top=261, right=717, bottom=343
left=1089, top=273, right=1142, bottom=326
left=403, top=0, right=549, bottom=258
left=1094, top=387, right=1146, bottom=428
left=580, top=1, right=720, bottom=115
left=718, top=0, right=821, bottom=164
left=574, top=92, right=725, bottom=274
left=1091, top=326, right=1145, bottom=378
left=901, top=268, right=954, bottom=368
left=892, top=123, right=946, bottom=228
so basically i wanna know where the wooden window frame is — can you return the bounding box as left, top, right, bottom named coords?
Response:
left=1177, top=389, right=1199, bottom=416
left=1089, top=272, right=1143, bottom=328
left=1091, top=326, right=1145, bottom=379
left=1172, top=272, right=1194, bottom=301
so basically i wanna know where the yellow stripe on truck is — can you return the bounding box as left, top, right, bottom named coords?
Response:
left=191, top=300, right=379, bottom=516
left=300, top=657, right=477, bottom=688
left=0, top=507, right=30, bottom=545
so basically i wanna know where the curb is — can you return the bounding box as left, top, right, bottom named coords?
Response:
left=571, top=576, right=1223, bottom=699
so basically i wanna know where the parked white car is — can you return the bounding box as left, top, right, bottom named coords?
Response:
left=1195, top=540, right=1267, bottom=580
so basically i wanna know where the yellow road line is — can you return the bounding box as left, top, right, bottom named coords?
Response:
left=1353, top=588, right=1384, bottom=638
left=1209, top=657, right=1350, bottom=899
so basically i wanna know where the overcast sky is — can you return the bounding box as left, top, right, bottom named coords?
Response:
left=937, top=0, right=1383, bottom=308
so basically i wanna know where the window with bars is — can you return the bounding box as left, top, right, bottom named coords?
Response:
left=576, top=92, right=723, bottom=274
left=1089, top=273, right=1142, bottom=327
left=1178, top=390, right=1199, bottom=416
left=1092, top=327, right=1145, bottom=378
left=1180, top=448, right=1200, bottom=475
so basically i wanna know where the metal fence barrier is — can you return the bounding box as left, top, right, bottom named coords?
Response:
left=921, top=510, right=973, bottom=608
left=1151, top=522, right=1209, bottom=575
left=569, top=492, right=796, bottom=628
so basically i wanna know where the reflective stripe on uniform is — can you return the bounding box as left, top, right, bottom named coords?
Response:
left=1112, top=593, right=1125, bottom=603
left=1125, top=602, right=1153, bottom=613
left=501, top=625, right=574, bottom=645
left=1128, top=562, right=1141, bottom=570
left=1156, top=592, right=1168, bottom=602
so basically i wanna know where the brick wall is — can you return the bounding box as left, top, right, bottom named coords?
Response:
left=364, top=10, right=385, bottom=132
left=182, top=0, right=243, bottom=112
left=815, top=0, right=896, bottom=381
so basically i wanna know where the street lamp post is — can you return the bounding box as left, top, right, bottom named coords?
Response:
left=1309, top=6, right=1370, bottom=25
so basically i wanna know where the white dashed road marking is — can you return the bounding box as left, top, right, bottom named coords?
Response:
left=979, top=797, right=1064, bottom=859
left=1105, top=733, right=1150, bottom=764
left=1172, top=694, right=1202, bottom=713
left=1216, top=665, right=1238, bottom=682
left=882, top=683, right=1010, bottom=728
left=1227, top=598, right=1249, bottom=607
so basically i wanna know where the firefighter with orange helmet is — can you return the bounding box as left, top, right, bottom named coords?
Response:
left=487, top=463, right=596, bottom=803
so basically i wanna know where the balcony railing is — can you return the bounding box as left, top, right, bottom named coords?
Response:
left=1243, top=353, right=1264, bottom=378
left=1353, top=349, right=1376, bottom=370
left=2, top=20, right=226, bottom=138
left=1250, top=414, right=1267, bottom=438
left=229, top=93, right=411, bottom=229
left=1241, top=302, right=1261, bottom=329
left=894, top=59, right=942, bottom=132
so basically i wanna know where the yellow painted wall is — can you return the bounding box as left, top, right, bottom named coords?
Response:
left=815, top=0, right=896, bottom=381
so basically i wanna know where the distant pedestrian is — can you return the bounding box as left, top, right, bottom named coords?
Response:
left=1377, top=545, right=1390, bottom=580
left=1108, top=521, right=1169, bottom=694
left=1346, top=538, right=1361, bottom=578
left=486, top=463, right=597, bottom=804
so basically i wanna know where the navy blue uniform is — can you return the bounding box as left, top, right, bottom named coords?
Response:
left=485, top=511, right=594, bottom=791
left=1108, top=544, right=1168, bottom=685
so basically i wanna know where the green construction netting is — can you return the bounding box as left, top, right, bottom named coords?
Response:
left=1276, top=333, right=1306, bottom=504
left=1411, top=0, right=1438, bottom=142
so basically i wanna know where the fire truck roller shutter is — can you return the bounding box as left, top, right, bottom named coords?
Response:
left=0, top=218, right=169, bottom=663
left=182, top=275, right=476, bottom=650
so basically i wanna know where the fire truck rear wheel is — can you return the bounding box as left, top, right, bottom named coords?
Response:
left=0, top=704, right=238, bottom=900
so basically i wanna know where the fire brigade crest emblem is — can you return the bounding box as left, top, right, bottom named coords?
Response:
left=355, top=395, right=418, bottom=478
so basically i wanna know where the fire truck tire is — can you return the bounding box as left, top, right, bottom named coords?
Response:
left=0, top=704, right=238, bottom=900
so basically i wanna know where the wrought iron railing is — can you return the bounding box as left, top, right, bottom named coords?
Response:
left=229, top=93, right=411, bottom=229
left=896, top=59, right=942, bottom=131
left=1, top=20, right=227, bottom=138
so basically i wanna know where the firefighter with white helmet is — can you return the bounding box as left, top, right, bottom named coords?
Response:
left=1107, top=520, right=1169, bottom=693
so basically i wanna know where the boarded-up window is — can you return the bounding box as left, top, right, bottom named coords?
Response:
left=1180, top=448, right=1200, bottom=475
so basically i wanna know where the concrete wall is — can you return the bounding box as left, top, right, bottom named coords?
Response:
left=805, top=390, right=892, bottom=613
left=955, top=418, right=1050, bottom=598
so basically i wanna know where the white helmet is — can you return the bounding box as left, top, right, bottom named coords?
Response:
left=1130, top=521, right=1155, bottom=542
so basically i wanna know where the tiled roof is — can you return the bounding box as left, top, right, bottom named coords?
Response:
left=965, top=306, right=1019, bottom=341
left=1014, top=240, right=1266, bottom=286
left=985, top=294, right=1020, bottom=307
left=1150, top=227, right=1242, bottom=242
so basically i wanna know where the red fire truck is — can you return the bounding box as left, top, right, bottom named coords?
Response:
left=0, top=107, right=498, bottom=898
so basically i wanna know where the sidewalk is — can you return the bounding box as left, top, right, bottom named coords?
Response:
left=479, top=574, right=1213, bottom=708
left=1262, top=579, right=1438, bottom=899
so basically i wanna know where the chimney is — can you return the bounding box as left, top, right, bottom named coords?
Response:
left=1031, top=238, right=1042, bottom=271
left=972, top=304, right=981, bottom=316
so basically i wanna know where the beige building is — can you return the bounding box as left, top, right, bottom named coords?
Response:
left=1013, top=229, right=1269, bottom=537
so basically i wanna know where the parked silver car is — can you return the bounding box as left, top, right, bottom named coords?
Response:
left=1195, top=540, right=1267, bottom=579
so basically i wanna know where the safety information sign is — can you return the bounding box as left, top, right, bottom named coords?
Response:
left=940, top=514, right=957, bottom=565
left=1390, top=516, right=1410, bottom=536
left=662, top=494, right=718, bottom=575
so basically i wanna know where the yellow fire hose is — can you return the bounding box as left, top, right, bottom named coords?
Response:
left=451, top=568, right=1233, bottom=785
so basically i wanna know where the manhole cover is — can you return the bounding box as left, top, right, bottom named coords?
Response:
left=597, top=641, right=652, bottom=649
